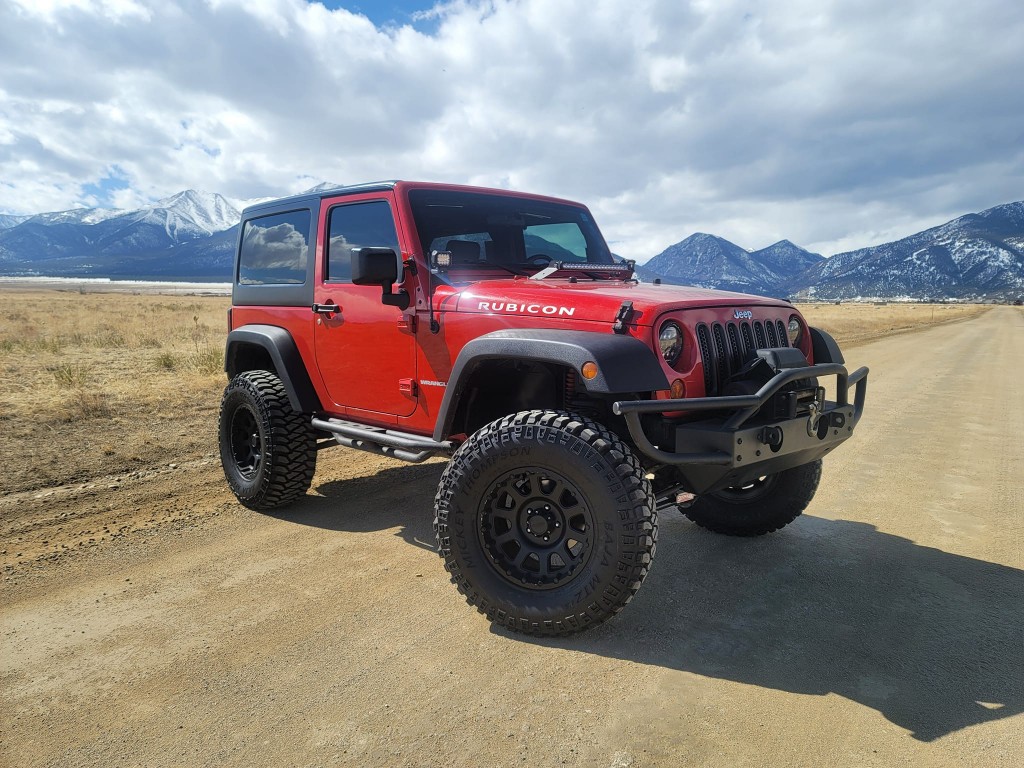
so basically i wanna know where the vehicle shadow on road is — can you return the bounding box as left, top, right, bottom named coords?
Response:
left=268, top=461, right=444, bottom=552
left=512, top=514, right=1024, bottom=743
left=268, top=466, right=1022, bottom=743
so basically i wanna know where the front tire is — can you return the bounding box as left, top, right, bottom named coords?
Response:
left=683, top=459, right=822, bottom=536
left=434, top=410, right=657, bottom=636
left=218, top=370, right=316, bottom=510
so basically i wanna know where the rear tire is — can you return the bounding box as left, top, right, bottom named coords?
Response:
left=684, top=459, right=822, bottom=536
left=218, top=370, right=316, bottom=510
left=434, top=410, right=657, bottom=636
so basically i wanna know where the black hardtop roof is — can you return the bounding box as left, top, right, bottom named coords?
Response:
left=240, top=180, right=587, bottom=218
left=241, top=180, right=399, bottom=216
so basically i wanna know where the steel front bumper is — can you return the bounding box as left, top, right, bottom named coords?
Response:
left=612, top=363, right=869, bottom=494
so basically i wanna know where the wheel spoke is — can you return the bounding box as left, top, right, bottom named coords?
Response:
left=510, top=475, right=533, bottom=498
left=536, top=554, right=550, bottom=578
left=511, top=546, right=533, bottom=570
left=493, top=529, right=518, bottom=545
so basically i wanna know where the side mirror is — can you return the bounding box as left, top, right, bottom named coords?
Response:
left=351, top=247, right=399, bottom=286
left=351, top=247, right=409, bottom=310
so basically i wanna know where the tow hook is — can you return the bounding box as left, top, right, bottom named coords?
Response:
left=806, top=386, right=827, bottom=437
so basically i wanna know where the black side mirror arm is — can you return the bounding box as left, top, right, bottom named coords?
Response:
left=382, top=284, right=410, bottom=310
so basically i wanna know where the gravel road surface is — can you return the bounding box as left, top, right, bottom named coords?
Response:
left=2, top=307, right=1022, bottom=767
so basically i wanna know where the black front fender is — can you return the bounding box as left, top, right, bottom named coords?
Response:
left=432, top=329, right=668, bottom=441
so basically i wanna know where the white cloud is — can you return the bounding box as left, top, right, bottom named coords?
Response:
left=0, top=0, right=1022, bottom=259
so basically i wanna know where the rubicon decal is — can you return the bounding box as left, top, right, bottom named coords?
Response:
left=733, top=309, right=753, bottom=320
left=478, top=301, right=576, bottom=316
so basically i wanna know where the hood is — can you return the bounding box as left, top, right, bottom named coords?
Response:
left=446, top=278, right=793, bottom=326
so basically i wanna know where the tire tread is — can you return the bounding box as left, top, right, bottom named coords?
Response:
left=434, top=410, right=657, bottom=636
left=218, top=370, right=316, bottom=509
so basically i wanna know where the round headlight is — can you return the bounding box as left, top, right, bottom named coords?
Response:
left=659, top=322, right=683, bottom=366
left=787, top=315, right=802, bottom=346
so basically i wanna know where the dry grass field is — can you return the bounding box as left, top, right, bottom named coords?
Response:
left=797, top=301, right=989, bottom=347
left=0, top=288, right=987, bottom=500
left=0, top=290, right=229, bottom=496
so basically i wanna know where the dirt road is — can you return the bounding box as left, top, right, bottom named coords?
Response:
left=2, top=307, right=1022, bottom=767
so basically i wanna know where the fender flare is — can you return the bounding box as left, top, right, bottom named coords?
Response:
left=432, top=329, right=669, bottom=441
left=225, top=325, right=321, bottom=413
left=809, top=326, right=845, bottom=365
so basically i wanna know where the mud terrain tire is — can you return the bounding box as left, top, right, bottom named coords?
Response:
left=683, top=459, right=822, bottom=536
left=219, top=370, right=316, bottom=510
left=434, top=410, right=657, bottom=636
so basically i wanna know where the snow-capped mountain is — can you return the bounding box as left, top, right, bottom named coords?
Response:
left=642, top=234, right=823, bottom=297
left=0, top=213, right=30, bottom=230
left=0, top=190, right=245, bottom=279
left=796, top=201, right=1024, bottom=300
left=750, top=240, right=824, bottom=279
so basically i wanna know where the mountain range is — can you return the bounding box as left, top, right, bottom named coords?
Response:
left=643, top=202, right=1024, bottom=300
left=0, top=190, right=244, bottom=281
left=1, top=191, right=1022, bottom=300
left=643, top=235, right=824, bottom=296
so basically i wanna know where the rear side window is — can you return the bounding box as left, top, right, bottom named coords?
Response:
left=238, top=209, right=311, bottom=285
left=327, top=200, right=400, bottom=282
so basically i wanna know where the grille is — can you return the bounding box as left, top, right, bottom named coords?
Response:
left=754, top=321, right=767, bottom=349
left=697, top=318, right=789, bottom=396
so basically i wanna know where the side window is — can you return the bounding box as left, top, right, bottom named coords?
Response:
left=238, top=209, right=311, bottom=285
left=327, top=200, right=400, bottom=282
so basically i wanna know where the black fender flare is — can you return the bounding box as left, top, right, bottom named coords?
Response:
left=809, top=326, right=845, bottom=365
left=432, top=329, right=669, bottom=441
left=225, top=325, right=321, bottom=413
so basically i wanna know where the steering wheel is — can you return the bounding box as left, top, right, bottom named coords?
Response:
left=528, top=254, right=552, bottom=266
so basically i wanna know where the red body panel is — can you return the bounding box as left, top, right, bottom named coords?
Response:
left=231, top=181, right=812, bottom=436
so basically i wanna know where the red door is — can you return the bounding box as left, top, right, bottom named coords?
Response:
left=313, top=193, right=417, bottom=418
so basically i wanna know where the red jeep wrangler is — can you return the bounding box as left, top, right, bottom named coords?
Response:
left=219, top=181, right=868, bottom=635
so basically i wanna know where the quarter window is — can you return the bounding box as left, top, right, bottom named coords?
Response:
left=238, top=209, right=310, bottom=285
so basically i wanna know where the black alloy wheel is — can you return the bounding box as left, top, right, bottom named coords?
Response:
left=479, top=468, right=595, bottom=590
left=229, top=404, right=262, bottom=480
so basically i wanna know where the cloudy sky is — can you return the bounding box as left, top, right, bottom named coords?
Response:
left=2, top=0, right=1022, bottom=260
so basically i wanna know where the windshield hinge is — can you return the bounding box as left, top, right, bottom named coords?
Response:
left=612, top=301, right=635, bottom=334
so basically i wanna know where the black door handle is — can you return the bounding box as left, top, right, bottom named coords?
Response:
left=312, top=302, right=340, bottom=314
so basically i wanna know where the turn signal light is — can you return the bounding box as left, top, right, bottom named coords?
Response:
left=581, top=361, right=599, bottom=380
left=670, top=378, right=686, bottom=399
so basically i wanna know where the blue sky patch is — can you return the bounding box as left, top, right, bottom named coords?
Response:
left=81, top=169, right=131, bottom=208
left=318, top=0, right=440, bottom=29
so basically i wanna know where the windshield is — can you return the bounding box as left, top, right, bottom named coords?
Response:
left=407, top=189, right=614, bottom=273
